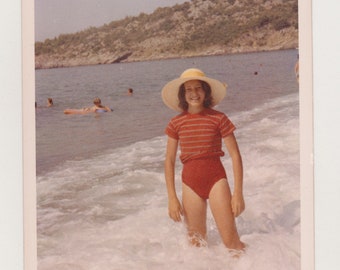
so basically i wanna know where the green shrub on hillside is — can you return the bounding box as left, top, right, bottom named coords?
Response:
left=35, top=0, right=298, bottom=58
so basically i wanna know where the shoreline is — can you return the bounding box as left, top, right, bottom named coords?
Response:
left=35, top=47, right=298, bottom=70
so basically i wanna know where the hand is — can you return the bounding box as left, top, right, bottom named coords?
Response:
left=231, top=192, right=245, bottom=217
left=168, top=197, right=183, bottom=222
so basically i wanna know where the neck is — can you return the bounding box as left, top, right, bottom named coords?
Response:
left=188, top=106, right=205, bottom=114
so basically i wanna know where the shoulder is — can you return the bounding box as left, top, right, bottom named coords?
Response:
left=205, top=109, right=235, bottom=130
left=205, top=108, right=228, bottom=119
left=204, top=108, right=222, bottom=115
left=166, top=112, right=188, bottom=132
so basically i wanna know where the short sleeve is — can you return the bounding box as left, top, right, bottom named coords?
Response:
left=219, top=114, right=236, bottom=138
left=165, top=120, right=179, bottom=140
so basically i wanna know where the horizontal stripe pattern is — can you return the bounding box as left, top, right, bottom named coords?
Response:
left=165, top=108, right=235, bottom=163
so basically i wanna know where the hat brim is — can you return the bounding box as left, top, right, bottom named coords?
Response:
left=162, top=76, right=227, bottom=112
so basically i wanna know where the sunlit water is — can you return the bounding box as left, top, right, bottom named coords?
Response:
left=36, top=50, right=300, bottom=269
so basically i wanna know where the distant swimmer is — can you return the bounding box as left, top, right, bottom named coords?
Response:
left=294, top=60, right=299, bottom=83
left=127, top=88, right=134, bottom=96
left=47, top=98, right=54, bottom=107
left=64, top=97, right=112, bottom=114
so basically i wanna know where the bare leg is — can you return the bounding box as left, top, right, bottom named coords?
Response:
left=182, top=183, right=207, bottom=246
left=209, top=179, right=245, bottom=250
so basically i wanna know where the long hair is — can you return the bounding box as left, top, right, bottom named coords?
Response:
left=178, top=80, right=213, bottom=111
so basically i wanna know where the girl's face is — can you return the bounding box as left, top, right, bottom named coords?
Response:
left=184, top=80, right=206, bottom=111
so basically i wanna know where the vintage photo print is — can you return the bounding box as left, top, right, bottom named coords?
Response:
left=17, top=0, right=327, bottom=269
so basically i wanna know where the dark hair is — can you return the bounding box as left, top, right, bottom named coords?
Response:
left=178, top=80, right=213, bottom=111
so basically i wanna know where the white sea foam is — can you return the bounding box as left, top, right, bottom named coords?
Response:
left=37, top=92, right=299, bottom=270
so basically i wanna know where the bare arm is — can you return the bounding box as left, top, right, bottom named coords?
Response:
left=164, top=136, right=183, bottom=222
left=223, top=133, right=245, bottom=217
left=83, top=106, right=96, bottom=112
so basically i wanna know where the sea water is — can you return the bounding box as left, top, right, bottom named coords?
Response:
left=36, top=50, right=300, bottom=269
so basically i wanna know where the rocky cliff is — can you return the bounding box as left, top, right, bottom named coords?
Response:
left=35, top=0, right=298, bottom=69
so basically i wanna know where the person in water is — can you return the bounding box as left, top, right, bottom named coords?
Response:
left=85, top=97, right=112, bottom=113
left=294, top=60, right=299, bottom=83
left=64, top=97, right=112, bottom=114
left=162, top=68, right=245, bottom=253
left=47, top=98, right=54, bottom=107
left=127, top=88, right=134, bottom=96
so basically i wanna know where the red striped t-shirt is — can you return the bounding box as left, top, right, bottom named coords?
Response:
left=165, top=108, right=235, bottom=163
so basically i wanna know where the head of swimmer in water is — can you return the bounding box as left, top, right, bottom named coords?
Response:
left=177, top=80, right=213, bottom=111
left=93, top=97, right=102, bottom=106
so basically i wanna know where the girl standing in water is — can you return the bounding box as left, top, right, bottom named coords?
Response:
left=162, top=68, right=245, bottom=252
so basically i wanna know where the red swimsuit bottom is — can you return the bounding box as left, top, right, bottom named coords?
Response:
left=182, top=157, right=227, bottom=200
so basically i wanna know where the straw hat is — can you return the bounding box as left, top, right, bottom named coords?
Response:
left=161, top=68, right=227, bottom=112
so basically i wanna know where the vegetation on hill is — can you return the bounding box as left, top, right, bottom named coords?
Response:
left=35, top=0, right=298, bottom=69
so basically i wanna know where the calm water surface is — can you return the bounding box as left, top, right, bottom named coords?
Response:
left=35, top=49, right=298, bottom=175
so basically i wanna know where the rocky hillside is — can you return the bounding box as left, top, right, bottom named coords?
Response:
left=35, top=0, right=298, bottom=69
